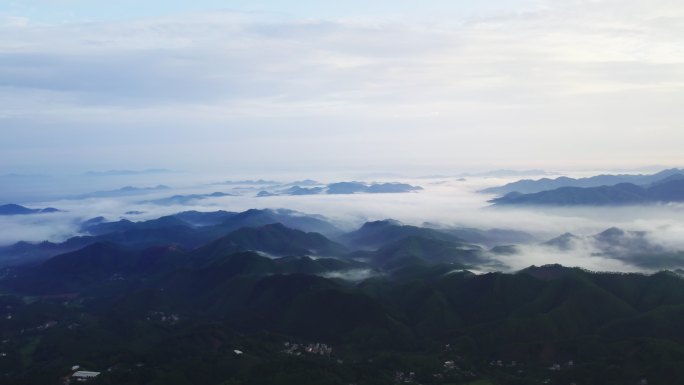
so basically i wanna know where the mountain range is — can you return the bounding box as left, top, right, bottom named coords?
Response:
left=257, top=181, right=423, bottom=197
left=490, top=178, right=684, bottom=206
left=0, top=209, right=344, bottom=266
left=2, top=229, right=684, bottom=385
left=482, top=168, right=684, bottom=195
left=2, top=200, right=684, bottom=385
left=141, top=192, right=234, bottom=205
left=0, top=204, right=61, bottom=216
left=1, top=204, right=684, bottom=384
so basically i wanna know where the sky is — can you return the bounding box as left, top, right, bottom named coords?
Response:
left=1, top=0, right=683, bottom=176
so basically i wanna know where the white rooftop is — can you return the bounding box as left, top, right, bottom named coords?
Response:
left=73, top=371, right=101, bottom=378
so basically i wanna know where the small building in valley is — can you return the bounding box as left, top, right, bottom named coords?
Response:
left=71, top=370, right=100, bottom=382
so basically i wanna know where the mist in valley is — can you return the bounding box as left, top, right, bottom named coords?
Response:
left=4, top=169, right=684, bottom=274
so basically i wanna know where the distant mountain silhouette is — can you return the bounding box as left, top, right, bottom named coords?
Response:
left=490, top=179, right=684, bottom=206
left=212, top=209, right=342, bottom=237
left=327, top=182, right=422, bottom=194
left=73, top=185, right=170, bottom=199
left=365, top=183, right=423, bottom=193
left=258, top=181, right=423, bottom=196
left=280, top=186, right=325, bottom=195
left=0, top=203, right=61, bottom=216
left=326, top=182, right=369, bottom=194
left=543, top=232, right=580, bottom=250
left=482, top=168, right=684, bottom=195
left=141, top=192, right=233, bottom=205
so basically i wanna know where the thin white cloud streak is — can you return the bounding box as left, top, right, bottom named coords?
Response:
left=321, top=269, right=380, bottom=282
left=0, top=0, right=682, bottom=172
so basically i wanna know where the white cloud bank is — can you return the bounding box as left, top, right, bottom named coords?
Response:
left=0, top=0, right=682, bottom=174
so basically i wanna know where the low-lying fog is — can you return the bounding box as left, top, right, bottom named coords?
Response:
left=3, top=170, right=684, bottom=273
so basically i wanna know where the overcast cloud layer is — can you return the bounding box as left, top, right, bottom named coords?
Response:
left=1, top=0, right=682, bottom=174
